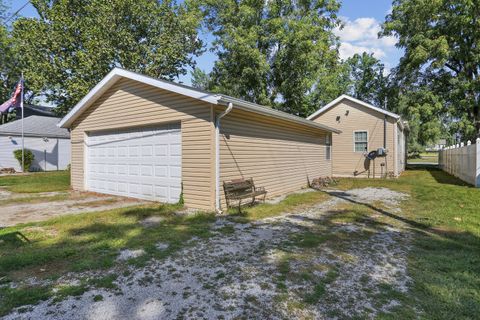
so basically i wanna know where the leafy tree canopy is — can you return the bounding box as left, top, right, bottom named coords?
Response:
left=12, top=0, right=204, bottom=115
left=191, top=67, right=211, bottom=91
left=345, top=52, right=387, bottom=107
left=0, top=1, right=21, bottom=103
left=202, top=0, right=344, bottom=117
left=382, top=0, right=480, bottom=140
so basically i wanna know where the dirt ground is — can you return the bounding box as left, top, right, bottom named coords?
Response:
left=4, top=187, right=413, bottom=320
left=0, top=189, right=147, bottom=227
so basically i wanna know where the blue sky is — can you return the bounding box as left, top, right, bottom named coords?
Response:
left=10, top=0, right=402, bottom=84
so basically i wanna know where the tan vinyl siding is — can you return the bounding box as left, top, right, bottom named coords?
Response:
left=219, top=108, right=331, bottom=209
left=70, top=78, right=215, bottom=210
left=311, top=99, right=396, bottom=177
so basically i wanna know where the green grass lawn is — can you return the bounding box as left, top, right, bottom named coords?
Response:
left=0, top=168, right=479, bottom=318
left=408, top=152, right=439, bottom=164
left=0, top=171, right=70, bottom=193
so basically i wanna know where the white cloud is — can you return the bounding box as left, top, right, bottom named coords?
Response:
left=334, top=17, right=379, bottom=42
left=338, top=42, right=386, bottom=60
left=334, top=17, right=397, bottom=61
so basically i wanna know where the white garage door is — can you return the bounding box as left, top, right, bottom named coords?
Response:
left=86, top=123, right=181, bottom=203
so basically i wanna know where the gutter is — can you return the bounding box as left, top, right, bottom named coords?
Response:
left=218, top=97, right=341, bottom=134
left=0, top=132, right=70, bottom=139
left=215, top=102, right=233, bottom=213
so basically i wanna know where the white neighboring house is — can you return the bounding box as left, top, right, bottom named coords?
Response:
left=0, top=116, right=70, bottom=172
left=426, top=139, right=447, bottom=151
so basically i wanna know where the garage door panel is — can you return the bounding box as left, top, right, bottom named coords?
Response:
left=170, top=165, right=181, bottom=178
left=86, top=123, right=182, bottom=203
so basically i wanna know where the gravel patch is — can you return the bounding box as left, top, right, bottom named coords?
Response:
left=117, top=249, right=146, bottom=262
left=0, top=189, right=13, bottom=199
left=325, top=187, right=409, bottom=210
left=0, top=188, right=68, bottom=201
left=4, top=187, right=412, bottom=320
left=155, top=243, right=169, bottom=251
left=140, top=216, right=166, bottom=228
left=0, top=194, right=147, bottom=227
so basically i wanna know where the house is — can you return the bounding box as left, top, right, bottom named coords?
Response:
left=17, top=104, right=57, bottom=120
left=58, top=68, right=340, bottom=211
left=1, top=104, right=57, bottom=125
left=426, top=138, right=447, bottom=151
left=0, top=115, right=71, bottom=172
left=307, top=95, right=408, bottom=178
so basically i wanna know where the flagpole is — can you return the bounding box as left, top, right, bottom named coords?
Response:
left=21, top=73, right=24, bottom=173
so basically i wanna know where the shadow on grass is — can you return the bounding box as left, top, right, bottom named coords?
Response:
left=407, top=164, right=471, bottom=187
left=0, top=204, right=215, bottom=277
left=325, top=182, right=480, bottom=319
left=0, top=231, right=30, bottom=246
left=326, top=191, right=430, bottom=230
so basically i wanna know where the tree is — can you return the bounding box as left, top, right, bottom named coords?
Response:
left=0, top=1, right=21, bottom=104
left=382, top=0, right=480, bottom=140
left=0, top=0, right=7, bottom=22
left=191, top=67, right=211, bottom=90
left=345, top=52, right=387, bottom=107
left=12, top=0, right=204, bottom=115
left=395, top=81, right=445, bottom=146
left=203, top=0, right=343, bottom=117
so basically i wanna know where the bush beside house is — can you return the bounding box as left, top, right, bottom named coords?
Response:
left=13, top=149, right=35, bottom=172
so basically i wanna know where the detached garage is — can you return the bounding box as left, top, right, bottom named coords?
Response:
left=59, top=68, right=339, bottom=211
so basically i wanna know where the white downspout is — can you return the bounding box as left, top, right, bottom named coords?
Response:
left=215, top=102, right=233, bottom=213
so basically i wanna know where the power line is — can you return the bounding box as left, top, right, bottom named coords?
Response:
left=4, top=1, right=31, bottom=25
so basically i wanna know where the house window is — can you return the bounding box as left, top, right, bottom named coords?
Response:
left=326, top=134, right=331, bottom=160
left=354, top=131, right=368, bottom=152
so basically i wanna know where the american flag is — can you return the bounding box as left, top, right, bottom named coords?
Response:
left=0, top=80, right=23, bottom=113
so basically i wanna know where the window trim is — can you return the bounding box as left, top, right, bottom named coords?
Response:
left=353, top=130, right=368, bottom=153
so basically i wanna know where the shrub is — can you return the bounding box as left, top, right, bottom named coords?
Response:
left=13, top=149, right=35, bottom=172
left=407, top=141, right=424, bottom=159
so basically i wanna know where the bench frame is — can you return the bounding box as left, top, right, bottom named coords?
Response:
left=223, top=178, right=267, bottom=211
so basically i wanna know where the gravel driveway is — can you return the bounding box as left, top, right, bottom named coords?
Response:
left=0, top=189, right=147, bottom=227
left=4, top=187, right=412, bottom=319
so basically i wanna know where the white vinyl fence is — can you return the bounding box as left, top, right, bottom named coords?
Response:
left=438, top=138, right=480, bottom=187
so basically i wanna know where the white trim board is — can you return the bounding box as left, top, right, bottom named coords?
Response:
left=58, top=68, right=341, bottom=134
left=307, top=94, right=401, bottom=121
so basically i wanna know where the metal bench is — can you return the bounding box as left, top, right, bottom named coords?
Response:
left=223, top=178, right=267, bottom=210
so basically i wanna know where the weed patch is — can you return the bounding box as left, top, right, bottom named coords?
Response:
left=304, top=269, right=338, bottom=304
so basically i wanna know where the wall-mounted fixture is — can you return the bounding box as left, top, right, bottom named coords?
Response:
left=336, top=116, right=341, bottom=122
left=43, top=137, right=49, bottom=142
left=345, top=110, right=349, bottom=116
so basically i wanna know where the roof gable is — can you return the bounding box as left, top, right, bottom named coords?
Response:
left=307, top=95, right=400, bottom=121
left=58, top=68, right=220, bottom=128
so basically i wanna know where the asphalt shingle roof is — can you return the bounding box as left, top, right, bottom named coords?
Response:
left=0, top=116, right=70, bottom=138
